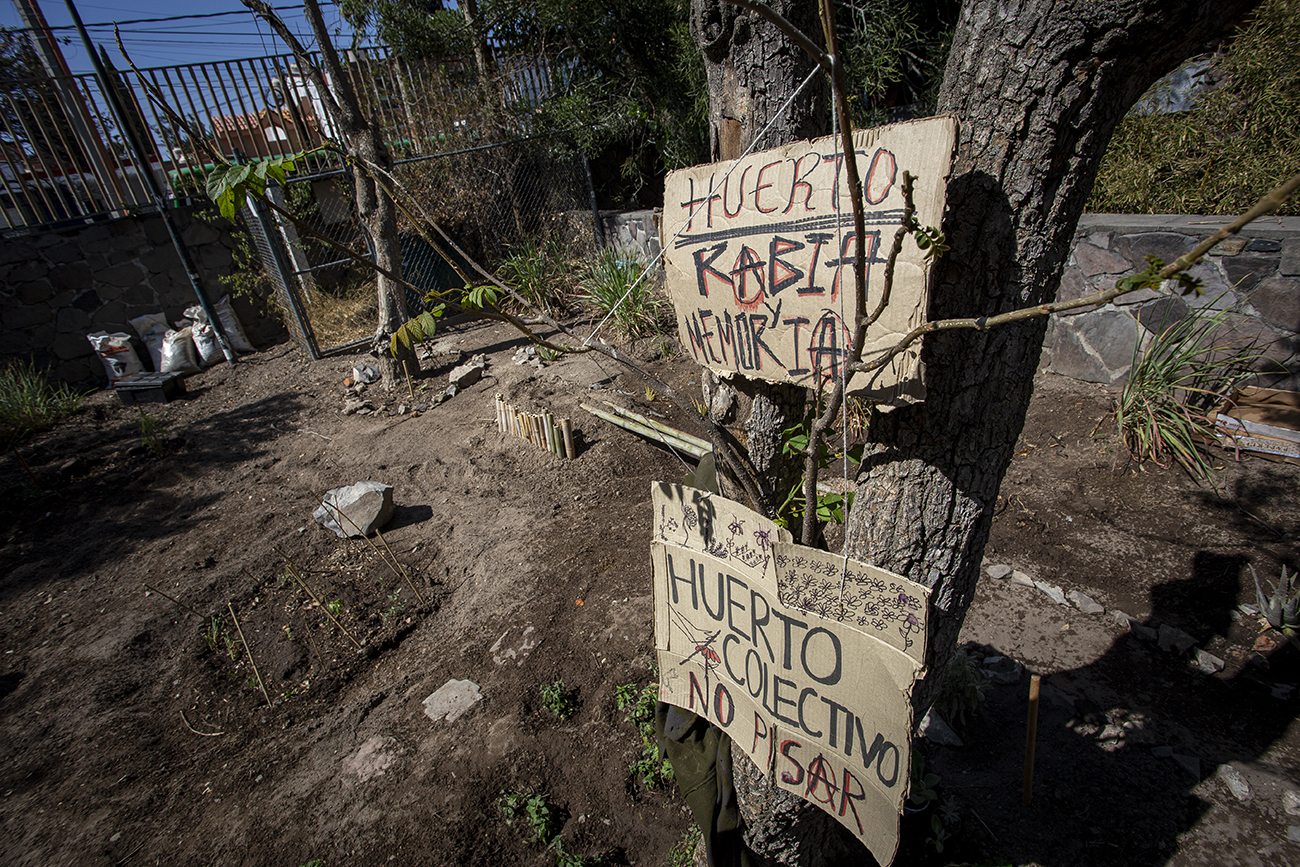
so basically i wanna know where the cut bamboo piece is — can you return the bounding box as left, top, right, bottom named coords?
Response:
left=602, top=401, right=713, bottom=451
left=561, top=418, right=575, bottom=459
left=580, top=404, right=709, bottom=458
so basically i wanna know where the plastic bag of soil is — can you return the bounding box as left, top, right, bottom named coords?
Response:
left=87, top=331, right=144, bottom=385
left=161, top=326, right=201, bottom=374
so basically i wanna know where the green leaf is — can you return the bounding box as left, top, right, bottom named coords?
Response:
left=415, top=311, right=440, bottom=339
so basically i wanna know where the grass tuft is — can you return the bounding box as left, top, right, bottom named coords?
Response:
left=0, top=361, right=83, bottom=451
left=1110, top=302, right=1262, bottom=483
left=582, top=248, right=666, bottom=339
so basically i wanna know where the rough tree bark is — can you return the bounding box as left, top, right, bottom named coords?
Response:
left=245, top=0, right=416, bottom=390
left=690, top=0, right=827, bottom=511
left=691, top=0, right=1261, bottom=863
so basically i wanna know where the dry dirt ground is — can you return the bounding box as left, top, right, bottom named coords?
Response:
left=0, top=320, right=1297, bottom=867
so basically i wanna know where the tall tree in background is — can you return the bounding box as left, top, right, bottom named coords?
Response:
left=243, top=0, right=417, bottom=389
left=689, top=0, right=1262, bottom=861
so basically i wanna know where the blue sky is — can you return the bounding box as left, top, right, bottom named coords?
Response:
left=2, top=0, right=369, bottom=73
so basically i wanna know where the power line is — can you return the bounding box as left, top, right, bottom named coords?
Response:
left=3, top=5, right=305, bottom=34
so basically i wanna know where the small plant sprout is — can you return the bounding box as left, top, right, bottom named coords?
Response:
left=499, top=791, right=562, bottom=844
left=615, top=681, right=673, bottom=787
left=138, top=409, right=165, bottom=456
left=539, top=680, right=577, bottom=720
left=1252, top=564, right=1300, bottom=637
left=325, top=599, right=343, bottom=616
left=645, top=385, right=658, bottom=402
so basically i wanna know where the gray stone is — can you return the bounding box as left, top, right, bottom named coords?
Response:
left=1139, top=295, right=1191, bottom=334
left=1221, top=254, right=1279, bottom=294
left=1118, top=231, right=1196, bottom=267
left=1056, top=267, right=1089, bottom=305
left=44, top=242, right=81, bottom=265
left=1246, top=238, right=1281, bottom=253
left=55, top=358, right=96, bottom=385
left=449, top=356, right=486, bottom=388
left=1035, top=580, right=1068, bottom=606
left=1010, top=570, right=1035, bottom=587
left=981, top=655, right=1023, bottom=685
left=352, top=364, right=380, bottom=385
left=1050, top=308, right=1138, bottom=384
left=3, top=305, right=52, bottom=330
left=918, top=709, right=964, bottom=747
left=1289, top=826, right=1300, bottom=844
left=1158, top=624, right=1197, bottom=654
left=341, top=397, right=371, bottom=415
left=314, top=481, right=395, bottom=538
left=986, top=564, right=1012, bottom=580
left=92, top=301, right=128, bottom=326
left=445, top=384, right=459, bottom=399
left=422, top=679, right=482, bottom=723
left=1193, top=648, right=1225, bottom=674
left=7, top=259, right=49, bottom=282
left=1216, top=764, right=1252, bottom=801
left=1173, top=753, right=1201, bottom=779
left=1281, top=238, right=1300, bottom=276
left=54, top=308, right=91, bottom=333
left=1214, top=237, right=1250, bottom=256
left=1074, top=242, right=1131, bottom=277
left=0, top=241, right=35, bottom=265
left=0, top=332, right=31, bottom=354
left=1111, top=610, right=1133, bottom=628
left=97, top=262, right=146, bottom=289
left=139, top=245, right=178, bottom=273
left=1246, top=276, right=1299, bottom=333
left=1112, top=283, right=1161, bottom=306
left=180, top=221, right=221, bottom=246
left=1239, top=603, right=1261, bottom=616
left=1178, top=260, right=1230, bottom=299
left=142, top=216, right=172, bottom=247
left=1068, top=590, right=1105, bottom=615
left=50, top=330, right=93, bottom=360
left=1283, top=789, right=1300, bottom=816
left=1131, top=621, right=1158, bottom=642
left=199, top=245, right=232, bottom=271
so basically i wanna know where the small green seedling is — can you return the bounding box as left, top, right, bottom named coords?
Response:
left=615, top=681, right=673, bottom=788
left=500, top=791, right=561, bottom=844
left=325, top=599, right=342, bottom=616
left=540, top=680, right=577, bottom=720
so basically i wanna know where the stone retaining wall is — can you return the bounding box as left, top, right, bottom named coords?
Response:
left=0, top=207, right=274, bottom=386
left=1041, top=214, right=1300, bottom=390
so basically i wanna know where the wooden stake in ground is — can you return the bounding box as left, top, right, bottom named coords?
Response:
left=228, top=602, right=272, bottom=707
left=275, top=549, right=363, bottom=651
left=1023, top=673, right=1042, bottom=806
left=143, top=582, right=202, bottom=619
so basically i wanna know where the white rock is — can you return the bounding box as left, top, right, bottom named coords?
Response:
left=1282, top=789, right=1300, bottom=816
left=1034, top=580, right=1068, bottom=606
left=918, top=708, right=964, bottom=747
left=985, top=564, right=1012, bottom=580
left=1193, top=648, right=1225, bottom=674
left=1010, top=570, right=1035, bottom=587
left=1289, top=826, right=1300, bottom=844
left=422, top=679, right=483, bottom=723
left=314, top=481, right=395, bottom=538
left=1067, top=590, right=1105, bottom=615
left=1111, top=610, right=1133, bottom=628
left=1216, top=763, right=1252, bottom=801
left=449, top=356, right=486, bottom=388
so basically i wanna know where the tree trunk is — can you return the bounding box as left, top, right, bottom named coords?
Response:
left=298, top=0, right=416, bottom=390
left=690, top=0, right=1261, bottom=863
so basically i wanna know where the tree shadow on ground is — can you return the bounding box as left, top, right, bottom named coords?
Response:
left=0, top=392, right=305, bottom=604
left=921, top=552, right=1300, bottom=867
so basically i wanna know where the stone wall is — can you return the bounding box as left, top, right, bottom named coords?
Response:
left=0, top=206, right=274, bottom=386
left=1041, top=215, right=1300, bottom=390
left=600, top=209, right=661, bottom=262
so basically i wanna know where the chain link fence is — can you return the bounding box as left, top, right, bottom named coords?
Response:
left=244, top=132, right=601, bottom=357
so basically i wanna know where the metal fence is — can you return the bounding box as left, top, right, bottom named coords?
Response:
left=247, top=133, right=601, bottom=357
left=2, top=44, right=567, bottom=231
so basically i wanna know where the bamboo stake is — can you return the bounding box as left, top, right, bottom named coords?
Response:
left=375, top=526, right=428, bottom=607
left=561, top=418, right=575, bottom=459
left=542, top=412, right=556, bottom=455
left=315, top=494, right=408, bottom=589
left=143, top=582, right=202, bottom=619
left=580, top=404, right=710, bottom=458
left=228, top=601, right=272, bottom=706
left=300, top=616, right=330, bottom=672
left=1023, top=673, right=1042, bottom=807
left=274, top=549, right=363, bottom=651
left=10, top=448, right=39, bottom=488
left=602, top=402, right=713, bottom=451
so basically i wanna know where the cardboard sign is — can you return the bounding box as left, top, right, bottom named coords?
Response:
left=661, top=117, right=957, bottom=402
left=651, top=484, right=927, bottom=865
left=774, top=543, right=930, bottom=665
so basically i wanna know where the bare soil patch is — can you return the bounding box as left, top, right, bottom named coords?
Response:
left=0, top=322, right=1296, bottom=867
